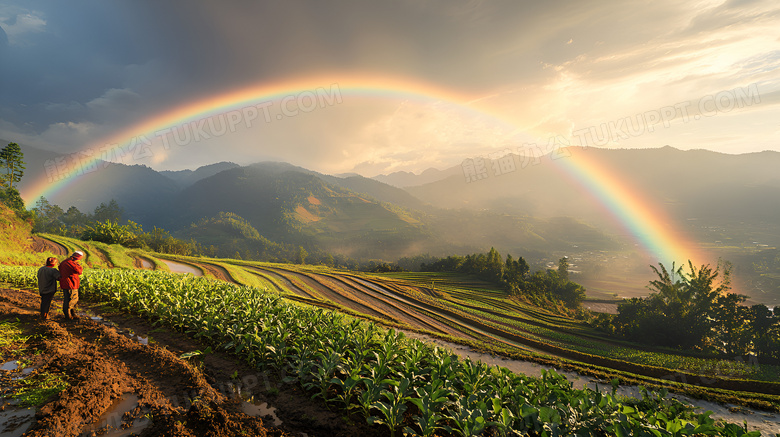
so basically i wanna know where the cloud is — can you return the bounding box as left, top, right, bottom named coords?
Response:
left=38, top=121, right=98, bottom=148
left=0, top=9, right=46, bottom=46
left=0, top=24, right=8, bottom=47
left=0, top=0, right=778, bottom=175
left=85, top=88, right=143, bottom=122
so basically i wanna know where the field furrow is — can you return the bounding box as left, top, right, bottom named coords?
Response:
left=244, top=266, right=315, bottom=298
left=254, top=266, right=389, bottom=320
left=348, top=275, right=544, bottom=353
left=315, top=272, right=472, bottom=338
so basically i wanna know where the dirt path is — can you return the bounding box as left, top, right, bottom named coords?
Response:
left=29, top=236, right=68, bottom=257
left=0, top=287, right=384, bottom=437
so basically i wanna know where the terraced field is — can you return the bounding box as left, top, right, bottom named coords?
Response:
left=222, top=264, right=780, bottom=395
left=26, top=236, right=780, bottom=404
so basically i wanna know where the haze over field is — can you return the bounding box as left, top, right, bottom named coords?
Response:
left=2, top=1, right=779, bottom=305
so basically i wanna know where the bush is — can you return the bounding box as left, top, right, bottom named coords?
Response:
left=0, top=188, right=33, bottom=222
left=81, top=220, right=143, bottom=248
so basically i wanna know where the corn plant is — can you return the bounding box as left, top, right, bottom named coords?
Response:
left=404, top=378, right=453, bottom=437
left=356, top=377, right=390, bottom=419
left=0, top=265, right=766, bottom=437
left=368, top=377, right=412, bottom=437
left=330, top=372, right=363, bottom=410
left=304, top=350, right=342, bottom=402
left=445, top=394, right=494, bottom=437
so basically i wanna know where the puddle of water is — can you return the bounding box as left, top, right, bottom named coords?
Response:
left=1, top=361, right=19, bottom=371
left=241, top=400, right=281, bottom=426
left=138, top=258, right=153, bottom=269
left=80, top=393, right=151, bottom=437
left=0, top=406, right=35, bottom=437
left=228, top=385, right=282, bottom=426
left=160, top=259, right=202, bottom=276
left=11, top=366, right=37, bottom=381
left=135, top=336, right=148, bottom=346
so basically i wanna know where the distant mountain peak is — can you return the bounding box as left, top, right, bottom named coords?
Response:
left=372, top=166, right=461, bottom=188
left=160, top=161, right=241, bottom=188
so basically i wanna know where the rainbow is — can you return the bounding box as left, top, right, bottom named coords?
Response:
left=23, top=74, right=502, bottom=207
left=22, top=73, right=702, bottom=265
left=553, top=149, right=703, bottom=265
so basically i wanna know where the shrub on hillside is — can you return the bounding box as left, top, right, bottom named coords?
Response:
left=81, top=220, right=144, bottom=248
left=0, top=188, right=33, bottom=222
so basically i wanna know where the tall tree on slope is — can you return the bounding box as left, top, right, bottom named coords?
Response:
left=0, top=142, right=25, bottom=189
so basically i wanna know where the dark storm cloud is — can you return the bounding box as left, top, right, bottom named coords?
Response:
left=0, top=2, right=159, bottom=130
left=0, top=0, right=777, bottom=170
left=128, top=0, right=575, bottom=90
left=2, top=0, right=589, bottom=143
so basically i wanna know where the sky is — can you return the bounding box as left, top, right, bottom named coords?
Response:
left=1, top=0, right=779, bottom=176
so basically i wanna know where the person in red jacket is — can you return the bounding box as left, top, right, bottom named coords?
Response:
left=59, top=251, right=84, bottom=320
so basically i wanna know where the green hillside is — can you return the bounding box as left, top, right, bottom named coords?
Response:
left=162, top=162, right=618, bottom=262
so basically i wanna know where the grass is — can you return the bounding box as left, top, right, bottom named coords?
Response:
left=0, top=208, right=59, bottom=266
left=86, top=241, right=136, bottom=268
left=0, top=319, right=30, bottom=348
left=0, top=319, right=69, bottom=407
left=10, top=371, right=70, bottom=407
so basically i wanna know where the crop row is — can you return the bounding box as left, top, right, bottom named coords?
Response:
left=0, top=265, right=762, bottom=436
left=369, top=271, right=780, bottom=384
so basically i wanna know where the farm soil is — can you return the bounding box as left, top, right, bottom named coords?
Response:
left=28, top=237, right=67, bottom=257
left=0, top=286, right=385, bottom=437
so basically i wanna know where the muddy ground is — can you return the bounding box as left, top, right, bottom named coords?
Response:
left=0, top=287, right=385, bottom=437
left=28, top=237, right=67, bottom=257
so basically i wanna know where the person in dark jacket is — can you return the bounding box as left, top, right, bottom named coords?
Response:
left=37, top=257, right=60, bottom=321
left=59, top=251, right=84, bottom=320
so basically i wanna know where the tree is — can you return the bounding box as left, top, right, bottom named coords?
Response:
left=61, top=206, right=88, bottom=230
left=32, top=196, right=65, bottom=233
left=296, top=246, right=308, bottom=264
left=141, top=227, right=195, bottom=255
left=712, top=293, right=750, bottom=355
left=93, top=199, right=123, bottom=222
left=81, top=220, right=143, bottom=247
left=485, top=247, right=504, bottom=283
left=503, top=254, right=529, bottom=285
left=0, top=187, right=28, bottom=218
left=558, top=257, right=569, bottom=282
left=0, top=142, right=25, bottom=189
left=612, top=260, right=754, bottom=352
left=748, top=304, right=780, bottom=360
left=323, top=253, right=335, bottom=267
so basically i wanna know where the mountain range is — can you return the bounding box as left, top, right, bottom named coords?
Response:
left=10, top=142, right=780, bottom=278
left=7, top=140, right=780, bottom=304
